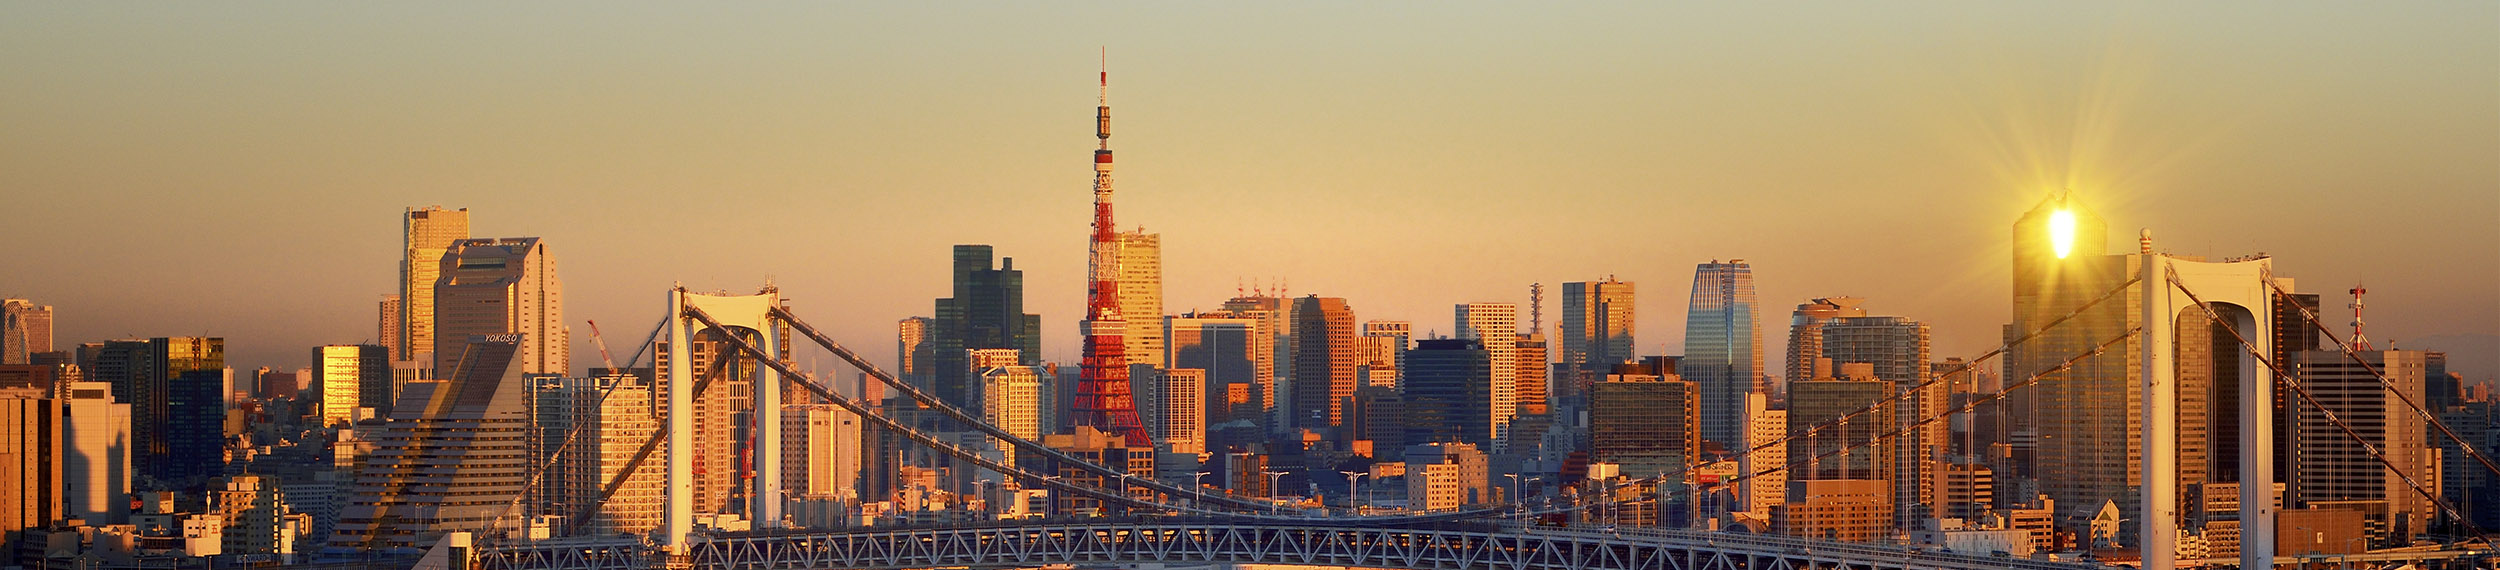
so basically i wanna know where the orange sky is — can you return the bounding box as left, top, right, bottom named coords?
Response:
left=3, top=3, right=2493, bottom=380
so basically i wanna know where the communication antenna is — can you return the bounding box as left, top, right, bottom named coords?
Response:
left=2349, top=283, right=2373, bottom=351
left=1529, top=283, right=1544, bottom=333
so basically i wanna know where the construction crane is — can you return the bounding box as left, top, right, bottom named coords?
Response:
left=587, top=319, right=621, bottom=372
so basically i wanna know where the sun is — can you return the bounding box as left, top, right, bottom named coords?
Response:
left=2049, top=208, right=2077, bottom=259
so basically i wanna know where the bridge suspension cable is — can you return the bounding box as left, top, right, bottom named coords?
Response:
left=2262, top=272, right=2500, bottom=483
left=2169, top=269, right=2488, bottom=541
left=1498, top=276, right=2142, bottom=520
left=761, top=305, right=1281, bottom=514
left=491, top=312, right=673, bottom=541
left=685, top=305, right=1256, bottom=515
left=1529, top=326, right=2141, bottom=519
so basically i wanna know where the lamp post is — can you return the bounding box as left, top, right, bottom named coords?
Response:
left=1504, top=474, right=1523, bottom=525
left=1194, top=471, right=1214, bottom=505
left=1339, top=470, right=1368, bottom=514
left=1262, top=471, right=1286, bottom=514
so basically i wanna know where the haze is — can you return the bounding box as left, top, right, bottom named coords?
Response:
left=3, top=3, right=2493, bottom=381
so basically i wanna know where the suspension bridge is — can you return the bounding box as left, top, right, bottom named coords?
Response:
left=446, top=249, right=2499, bottom=570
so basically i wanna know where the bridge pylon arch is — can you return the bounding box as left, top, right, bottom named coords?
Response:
left=662, top=287, right=788, bottom=553
left=2138, top=250, right=2274, bottom=570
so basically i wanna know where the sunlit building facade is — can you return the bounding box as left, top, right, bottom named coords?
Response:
left=398, top=206, right=470, bottom=366
left=1685, top=261, right=1763, bottom=451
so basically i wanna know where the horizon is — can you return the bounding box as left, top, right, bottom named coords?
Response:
left=3, top=3, right=2493, bottom=382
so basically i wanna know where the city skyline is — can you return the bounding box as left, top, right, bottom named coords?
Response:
left=3, top=3, right=2494, bottom=382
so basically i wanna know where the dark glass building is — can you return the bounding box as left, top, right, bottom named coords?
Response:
left=928, top=245, right=1041, bottom=413
left=1402, top=338, right=1490, bottom=449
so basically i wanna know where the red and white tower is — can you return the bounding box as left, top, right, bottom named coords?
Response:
left=1073, top=58, right=1152, bottom=447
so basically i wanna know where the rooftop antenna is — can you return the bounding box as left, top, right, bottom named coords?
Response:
left=1529, top=283, right=1544, bottom=333
left=2349, top=283, right=2373, bottom=351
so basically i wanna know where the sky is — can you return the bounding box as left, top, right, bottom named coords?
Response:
left=3, top=3, right=2494, bottom=383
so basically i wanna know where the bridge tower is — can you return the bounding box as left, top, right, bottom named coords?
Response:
left=2136, top=239, right=2275, bottom=570
left=662, top=288, right=788, bottom=553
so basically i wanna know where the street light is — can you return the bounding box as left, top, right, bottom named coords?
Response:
left=1339, top=470, right=1368, bottom=514
left=1262, top=470, right=1286, bottom=514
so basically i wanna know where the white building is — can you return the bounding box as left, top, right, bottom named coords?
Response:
left=61, top=381, right=129, bottom=525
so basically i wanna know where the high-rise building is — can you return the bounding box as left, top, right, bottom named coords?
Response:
left=788, top=403, right=864, bottom=503
left=59, top=381, right=128, bottom=525
left=2291, top=349, right=2433, bottom=543
left=1454, top=303, right=1519, bottom=448
left=1820, top=315, right=1940, bottom=530
left=432, top=237, right=566, bottom=377
left=1787, top=366, right=1893, bottom=482
left=88, top=337, right=222, bottom=487
left=1686, top=261, right=1764, bottom=451
left=379, top=295, right=402, bottom=362
left=1589, top=369, right=1699, bottom=479
left=538, top=373, right=661, bottom=536
left=1403, top=339, right=1491, bottom=449
left=2, top=299, right=54, bottom=365
left=1147, top=368, right=1206, bottom=455
left=1747, top=393, right=1787, bottom=514
left=897, top=317, right=932, bottom=391
left=929, top=245, right=1042, bottom=413
left=1559, top=279, right=1634, bottom=408
left=1210, top=297, right=1291, bottom=431
left=1118, top=231, right=1164, bottom=373
left=165, top=368, right=231, bottom=485
left=1357, top=326, right=1404, bottom=390
left=1509, top=332, right=1552, bottom=455
left=1290, top=296, right=1357, bottom=432
left=1167, top=316, right=1263, bottom=432
left=398, top=206, right=470, bottom=368
left=976, top=351, right=1044, bottom=471
left=0, top=386, right=61, bottom=566
left=1362, top=320, right=1412, bottom=381
left=2009, top=193, right=2148, bottom=527
left=313, top=345, right=391, bottom=426
left=331, top=335, right=531, bottom=553
left=1785, top=297, right=1866, bottom=395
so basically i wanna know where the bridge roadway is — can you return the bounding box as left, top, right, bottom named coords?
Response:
left=473, top=517, right=2107, bottom=570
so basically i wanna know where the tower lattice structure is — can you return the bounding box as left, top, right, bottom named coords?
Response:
left=1073, top=62, right=1152, bottom=447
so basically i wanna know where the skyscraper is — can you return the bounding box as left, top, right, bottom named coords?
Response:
left=1290, top=296, right=1357, bottom=431
left=332, top=335, right=532, bottom=553
left=379, top=295, right=402, bottom=363
left=1787, top=365, right=1894, bottom=482
left=1820, top=315, right=1938, bottom=530
left=1403, top=339, right=1491, bottom=449
left=1686, top=261, right=1764, bottom=451
left=59, top=381, right=128, bottom=525
left=2008, top=193, right=2141, bottom=526
left=432, top=237, right=566, bottom=377
left=1453, top=303, right=1519, bottom=450
left=1119, top=231, right=1165, bottom=373
left=929, top=245, right=1042, bottom=413
left=977, top=353, right=1044, bottom=472
left=313, top=345, right=391, bottom=426
left=89, top=337, right=221, bottom=487
left=1147, top=368, right=1206, bottom=455
left=1370, top=320, right=1410, bottom=375
left=2291, top=349, right=2433, bottom=543
left=1559, top=279, right=1634, bottom=408
left=164, top=368, right=231, bottom=485
left=2, top=299, right=53, bottom=365
left=1785, top=297, right=1866, bottom=395
left=0, top=386, right=60, bottom=567
left=1590, top=369, right=1699, bottom=479
left=1167, top=315, right=1263, bottom=433
left=897, top=316, right=932, bottom=391
left=536, top=373, right=661, bottom=536
left=1215, top=296, right=1291, bottom=432
left=398, top=206, right=470, bottom=368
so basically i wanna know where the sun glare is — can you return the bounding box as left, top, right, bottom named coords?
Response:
left=2049, top=208, right=2077, bottom=259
